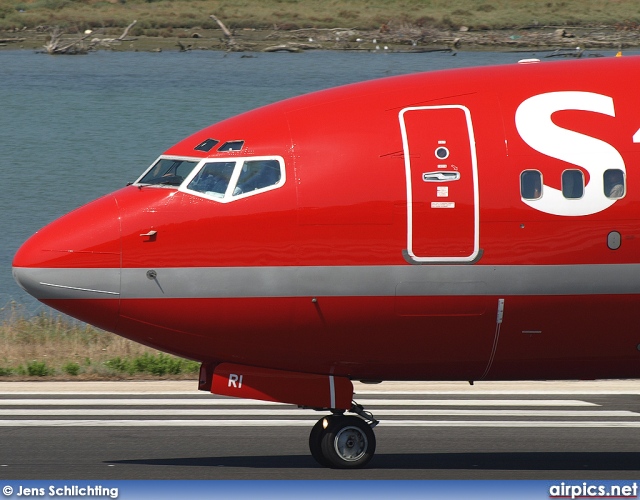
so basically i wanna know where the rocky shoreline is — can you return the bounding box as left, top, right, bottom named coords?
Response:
left=1, top=23, right=639, bottom=54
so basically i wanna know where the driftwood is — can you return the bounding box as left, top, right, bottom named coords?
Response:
left=263, top=44, right=303, bottom=53
left=43, top=27, right=93, bottom=54
left=210, top=14, right=238, bottom=49
left=545, top=48, right=585, bottom=58
left=35, top=15, right=639, bottom=55
left=176, top=40, right=193, bottom=52
left=91, top=20, right=138, bottom=47
left=263, top=42, right=322, bottom=53
left=118, top=20, right=137, bottom=40
left=43, top=20, right=138, bottom=55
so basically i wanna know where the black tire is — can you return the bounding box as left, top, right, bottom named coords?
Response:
left=309, top=416, right=331, bottom=467
left=319, top=415, right=376, bottom=469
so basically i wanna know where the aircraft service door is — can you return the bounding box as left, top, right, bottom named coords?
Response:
left=399, top=105, right=479, bottom=263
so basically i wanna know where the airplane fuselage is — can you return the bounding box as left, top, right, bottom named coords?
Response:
left=13, top=55, right=640, bottom=467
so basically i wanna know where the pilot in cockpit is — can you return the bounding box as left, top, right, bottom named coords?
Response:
left=188, top=162, right=235, bottom=197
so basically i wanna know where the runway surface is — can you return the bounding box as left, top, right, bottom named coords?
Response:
left=1, top=380, right=639, bottom=479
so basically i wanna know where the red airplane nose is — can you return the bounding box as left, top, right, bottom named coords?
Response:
left=12, top=194, right=121, bottom=331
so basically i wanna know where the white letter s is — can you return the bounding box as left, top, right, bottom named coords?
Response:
left=515, top=91, right=625, bottom=216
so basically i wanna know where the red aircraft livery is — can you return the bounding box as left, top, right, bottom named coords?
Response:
left=13, top=55, right=640, bottom=468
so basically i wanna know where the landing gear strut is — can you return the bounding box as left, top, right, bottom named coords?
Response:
left=309, top=402, right=379, bottom=468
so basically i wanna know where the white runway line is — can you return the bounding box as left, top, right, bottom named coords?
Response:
left=0, top=398, right=284, bottom=406
left=0, top=398, right=598, bottom=407
left=1, top=419, right=640, bottom=428
left=346, top=399, right=598, bottom=407
left=0, top=409, right=633, bottom=417
left=1, top=394, right=635, bottom=428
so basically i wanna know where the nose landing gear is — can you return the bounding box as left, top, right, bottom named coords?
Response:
left=309, top=402, right=379, bottom=468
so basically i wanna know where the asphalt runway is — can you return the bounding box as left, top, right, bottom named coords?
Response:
left=1, top=380, right=640, bottom=479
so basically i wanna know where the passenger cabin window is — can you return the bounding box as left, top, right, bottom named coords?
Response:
left=520, top=170, right=542, bottom=200
left=137, top=159, right=199, bottom=186
left=519, top=168, right=627, bottom=203
left=562, top=169, right=584, bottom=199
left=604, top=169, right=625, bottom=199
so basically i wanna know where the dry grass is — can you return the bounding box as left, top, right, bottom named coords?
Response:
left=1, top=0, right=639, bottom=33
left=0, top=302, right=198, bottom=380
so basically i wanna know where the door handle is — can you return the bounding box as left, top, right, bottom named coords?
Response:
left=422, top=171, right=460, bottom=182
left=140, top=230, right=157, bottom=239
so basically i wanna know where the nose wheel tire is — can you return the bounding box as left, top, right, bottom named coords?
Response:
left=309, top=417, right=330, bottom=467
left=309, top=415, right=376, bottom=469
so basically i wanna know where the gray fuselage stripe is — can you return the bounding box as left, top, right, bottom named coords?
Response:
left=12, top=264, right=640, bottom=300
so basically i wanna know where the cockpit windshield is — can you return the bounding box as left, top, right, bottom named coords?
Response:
left=235, top=160, right=282, bottom=196
left=138, top=159, right=199, bottom=186
left=135, top=155, right=286, bottom=202
left=186, top=161, right=236, bottom=198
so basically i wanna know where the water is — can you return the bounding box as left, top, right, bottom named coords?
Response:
left=1, top=48, right=632, bottom=314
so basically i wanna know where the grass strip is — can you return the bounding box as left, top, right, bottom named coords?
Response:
left=0, top=303, right=198, bottom=380
left=2, top=0, right=639, bottom=34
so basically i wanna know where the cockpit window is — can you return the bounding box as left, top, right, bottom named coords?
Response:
left=218, top=140, right=244, bottom=152
left=182, top=156, right=285, bottom=203
left=194, top=138, right=219, bottom=152
left=135, top=155, right=285, bottom=202
left=187, top=161, right=236, bottom=198
left=234, top=160, right=282, bottom=196
left=138, top=159, right=199, bottom=186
